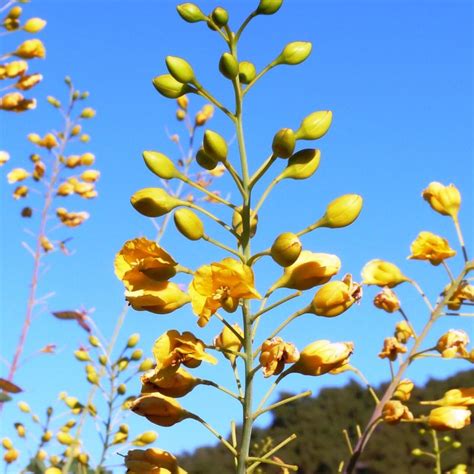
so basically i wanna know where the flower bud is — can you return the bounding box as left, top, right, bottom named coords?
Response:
left=125, top=448, right=183, bottom=473
left=293, top=340, right=353, bottom=376
left=408, top=231, right=456, bottom=266
left=2, top=438, right=13, bottom=449
left=143, top=151, right=180, bottom=179
left=174, top=208, right=204, bottom=240
left=420, top=388, right=474, bottom=407
left=23, top=18, right=47, bottom=33
left=177, top=95, right=189, bottom=110
left=196, top=148, right=218, bottom=170
left=214, top=324, right=243, bottom=363
left=139, top=358, right=155, bottom=372
left=272, top=128, right=295, bottom=158
left=18, top=401, right=30, bottom=413
left=219, top=53, right=239, bottom=80
left=393, top=379, right=414, bottom=402
left=74, top=349, right=91, bottom=362
left=166, top=56, right=195, bottom=84
left=278, top=148, right=321, bottom=181
left=295, top=111, right=332, bottom=140
left=211, top=7, right=228, bottom=27
left=176, top=3, right=207, bottom=23
left=257, top=0, right=283, bottom=15
left=373, top=287, right=400, bottom=313
left=422, top=182, right=461, bottom=219
left=88, top=335, right=100, bottom=347
left=153, top=74, right=191, bottom=99
left=311, top=274, right=361, bottom=317
left=133, top=431, right=158, bottom=446
left=131, top=393, right=188, bottom=427
left=232, top=206, right=258, bottom=238
left=382, top=400, right=414, bottom=424
left=117, top=384, right=127, bottom=395
left=271, top=232, right=301, bottom=266
left=79, top=107, right=95, bottom=119
left=238, top=61, right=256, bottom=84
left=428, top=406, right=471, bottom=431
left=320, top=194, right=363, bottom=228
left=57, top=432, right=74, bottom=446
left=131, top=349, right=143, bottom=361
left=203, top=130, right=227, bottom=162
left=131, top=188, right=182, bottom=218
left=361, top=259, right=408, bottom=288
left=4, top=449, right=19, bottom=464
left=277, top=41, right=312, bottom=65
left=176, top=109, right=186, bottom=121
left=7, top=6, right=22, bottom=19
left=78, top=453, right=89, bottom=464
left=127, top=333, right=140, bottom=348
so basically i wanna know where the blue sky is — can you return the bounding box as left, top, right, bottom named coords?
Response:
left=1, top=0, right=473, bottom=469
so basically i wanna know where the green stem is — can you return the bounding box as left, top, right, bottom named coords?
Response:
left=191, top=414, right=238, bottom=456
left=247, top=434, right=297, bottom=473
left=199, top=379, right=242, bottom=402
left=249, top=153, right=278, bottom=189
left=453, top=217, right=468, bottom=262
left=253, top=390, right=311, bottom=419
left=251, top=291, right=301, bottom=323
left=431, top=429, right=442, bottom=474
left=243, top=61, right=278, bottom=97
left=203, top=234, right=244, bottom=260
left=180, top=174, right=236, bottom=207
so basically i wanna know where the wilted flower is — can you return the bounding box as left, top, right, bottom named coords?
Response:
left=130, top=393, right=188, bottom=427
left=436, top=330, right=470, bottom=358
left=422, top=182, right=461, bottom=219
left=382, top=400, right=414, bottom=424
left=56, top=208, right=89, bottom=227
left=272, top=251, right=341, bottom=292
left=445, top=281, right=474, bottom=310
left=40, top=236, right=54, bottom=252
left=394, top=321, right=414, bottom=344
left=378, top=337, right=407, bottom=361
left=292, top=340, right=353, bottom=376
left=0, top=92, right=36, bottom=111
left=428, top=406, right=471, bottom=431
left=393, top=379, right=414, bottom=402
left=311, top=274, right=362, bottom=317
left=189, top=258, right=260, bottom=327
left=15, top=73, right=43, bottom=91
left=33, top=161, right=45, bottom=180
left=362, top=260, right=408, bottom=287
left=408, top=231, right=456, bottom=265
left=13, top=185, right=28, bottom=199
left=374, top=287, right=400, bottom=313
left=152, top=330, right=217, bottom=375
left=125, top=448, right=187, bottom=474
left=214, top=324, right=243, bottom=363
left=259, top=337, right=299, bottom=377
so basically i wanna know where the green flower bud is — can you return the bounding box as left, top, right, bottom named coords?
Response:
left=257, top=0, right=283, bottom=14
left=176, top=3, right=207, bottom=23
left=452, top=441, right=462, bottom=449
left=232, top=206, right=258, bottom=238
left=80, top=107, right=96, bottom=119
left=117, top=384, right=127, bottom=395
left=238, top=61, right=256, bottom=84
left=138, top=358, right=154, bottom=372
left=203, top=130, right=228, bottom=162
left=127, top=333, right=140, bottom=348
left=117, top=358, right=129, bottom=371
left=98, top=354, right=107, bottom=366
left=211, top=7, right=228, bottom=27
left=411, top=449, right=422, bottom=457
left=196, top=148, right=218, bottom=170
left=295, top=110, right=332, bottom=140
left=74, top=349, right=91, bottom=362
left=130, top=349, right=143, bottom=361
left=47, top=96, right=60, bottom=108
left=176, top=109, right=186, bottom=121
left=134, top=431, right=158, bottom=445
left=119, top=423, right=129, bottom=434
left=131, top=188, right=182, bottom=218
left=271, top=232, right=302, bottom=266
left=219, top=53, right=239, bottom=80
left=272, top=128, right=296, bottom=158
left=152, top=74, right=192, bottom=99
left=174, top=208, right=204, bottom=240
left=73, top=91, right=80, bottom=100
left=165, top=56, right=195, bottom=84
left=86, top=371, right=99, bottom=385
left=143, top=151, right=180, bottom=179
left=277, top=41, right=312, bottom=65
left=320, top=194, right=363, bottom=229
left=279, top=148, right=321, bottom=180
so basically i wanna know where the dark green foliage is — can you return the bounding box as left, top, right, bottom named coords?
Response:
left=180, top=370, right=474, bottom=473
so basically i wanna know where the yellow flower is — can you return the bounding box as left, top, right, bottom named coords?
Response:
left=0, top=151, right=10, bottom=166
left=445, top=281, right=474, bottom=310
left=271, top=251, right=341, bottom=292
left=15, top=39, right=46, bottom=59
left=3, top=449, right=19, bottom=464
left=152, top=330, right=217, bottom=375
left=292, top=340, right=353, bottom=376
left=428, top=406, right=471, bottom=431
left=13, top=185, right=28, bottom=199
left=311, top=274, right=362, bottom=317
left=189, top=257, right=260, bottom=327
left=23, top=18, right=47, bottom=33
left=132, top=431, right=158, bottom=447
left=0, top=60, right=28, bottom=79
left=125, top=281, right=190, bottom=315
left=81, top=169, right=100, bottom=182
left=64, top=155, right=81, bottom=168
left=125, top=448, right=187, bottom=474
left=422, top=182, right=461, bottom=219
left=361, top=259, right=408, bottom=288
left=393, top=379, right=414, bottom=402
left=115, top=238, right=178, bottom=288
left=408, top=231, right=456, bottom=265
left=382, top=400, right=414, bottom=424
left=0, top=92, right=36, bottom=112
left=56, top=182, right=74, bottom=196
left=421, top=388, right=474, bottom=407
left=7, top=168, right=30, bottom=183
left=39, top=133, right=58, bottom=149
left=15, top=73, right=43, bottom=91
left=436, top=329, right=469, bottom=358
left=40, top=236, right=54, bottom=252
left=214, top=324, right=243, bottom=363
left=394, top=321, right=414, bottom=344
left=378, top=337, right=407, bottom=361
left=373, top=287, right=400, bottom=313
left=130, top=393, right=188, bottom=427
left=141, top=367, right=198, bottom=398
left=259, top=337, right=299, bottom=377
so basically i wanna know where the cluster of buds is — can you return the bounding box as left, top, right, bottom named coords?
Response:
left=0, top=1, right=46, bottom=113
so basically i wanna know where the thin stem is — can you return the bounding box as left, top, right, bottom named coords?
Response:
left=235, top=10, right=257, bottom=42
left=185, top=201, right=237, bottom=236
left=247, top=249, right=271, bottom=267
left=214, top=312, right=245, bottom=345
left=251, top=291, right=301, bottom=323
left=222, top=159, right=246, bottom=197
left=249, top=153, right=278, bottom=189
left=253, top=390, right=311, bottom=419
left=431, top=429, right=442, bottom=474
left=247, top=434, right=297, bottom=473
left=243, top=61, right=277, bottom=97
left=296, top=218, right=325, bottom=238
left=441, top=261, right=455, bottom=283
left=349, top=366, right=380, bottom=404
left=180, top=174, right=236, bottom=207
left=199, top=379, right=242, bottom=402
left=408, top=279, right=434, bottom=312
left=253, top=178, right=280, bottom=215
left=247, top=457, right=298, bottom=471
left=191, top=415, right=238, bottom=456
left=232, top=360, right=244, bottom=398
left=203, top=234, right=244, bottom=260
left=398, top=307, right=418, bottom=339
left=453, top=217, right=468, bottom=262
left=342, top=429, right=354, bottom=455
left=193, top=81, right=235, bottom=121
left=255, top=371, right=286, bottom=412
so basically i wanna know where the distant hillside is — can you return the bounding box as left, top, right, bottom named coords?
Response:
left=180, top=370, right=474, bottom=473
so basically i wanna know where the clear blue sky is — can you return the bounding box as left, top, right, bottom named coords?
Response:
left=1, top=0, right=473, bottom=470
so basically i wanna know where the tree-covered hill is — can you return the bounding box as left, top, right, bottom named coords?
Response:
left=180, top=370, right=474, bottom=473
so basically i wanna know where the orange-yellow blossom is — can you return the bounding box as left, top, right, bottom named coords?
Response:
left=393, top=379, right=414, bottom=402
left=56, top=207, right=89, bottom=227
left=81, top=169, right=100, bottom=182
left=0, top=61, right=28, bottom=79
left=131, top=393, right=188, bottom=427
left=15, top=39, right=46, bottom=59
left=40, top=236, right=54, bottom=252
left=421, top=388, right=474, bottom=407
left=422, top=182, right=461, bottom=219
left=408, top=231, right=456, bottom=265
left=141, top=367, right=198, bottom=398
left=428, top=406, right=471, bottom=431
left=446, top=281, right=474, bottom=310
left=436, top=329, right=470, bottom=358
left=292, top=340, right=353, bottom=376
left=382, top=400, right=414, bottom=424
left=214, top=324, right=243, bottom=363
left=189, top=258, right=261, bottom=327
left=15, top=73, right=43, bottom=91
left=378, top=337, right=407, bottom=361
left=259, top=337, right=299, bottom=377
left=0, top=92, right=36, bottom=112
left=7, top=168, right=30, bottom=183
left=394, top=321, right=414, bottom=344
left=373, top=287, right=400, bottom=313
left=13, top=185, right=28, bottom=199
left=125, top=448, right=187, bottom=474
left=361, top=259, right=408, bottom=288
left=33, top=161, right=45, bottom=180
